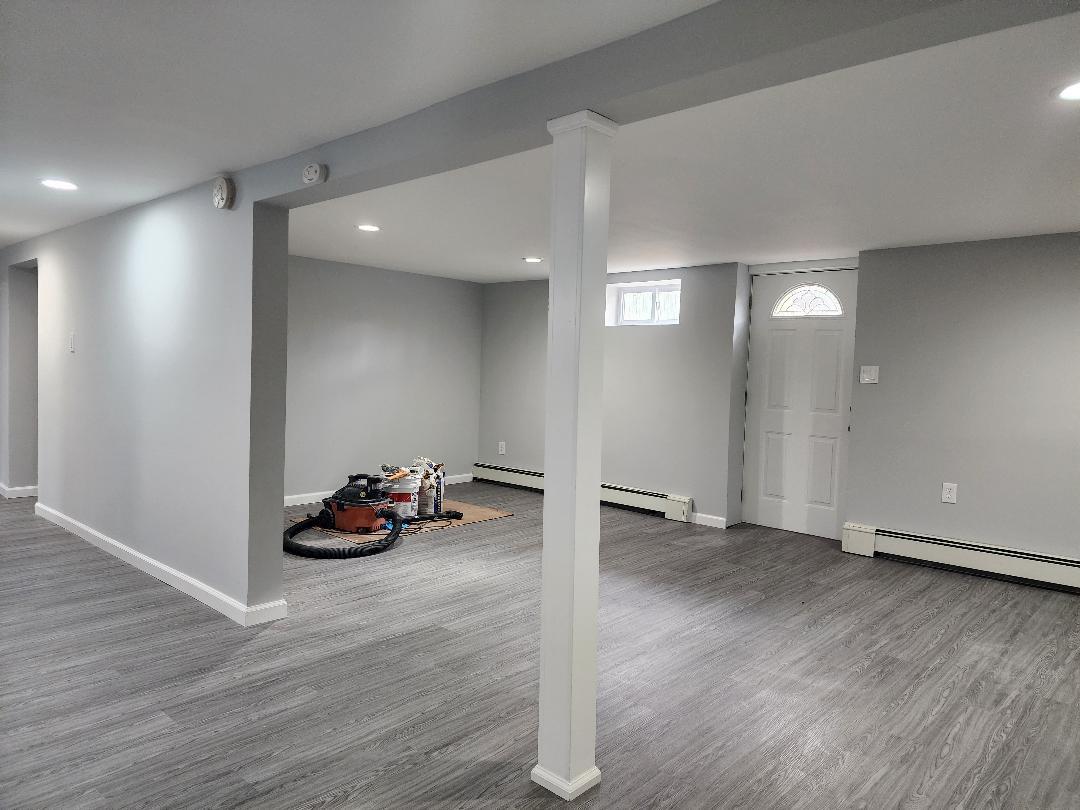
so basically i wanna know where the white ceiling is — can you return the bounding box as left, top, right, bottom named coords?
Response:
left=0, top=0, right=714, bottom=248
left=290, top=14, right=1080, bottom=283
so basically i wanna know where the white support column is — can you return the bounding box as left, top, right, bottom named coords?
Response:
left=531, top=110, right=617, bottom=802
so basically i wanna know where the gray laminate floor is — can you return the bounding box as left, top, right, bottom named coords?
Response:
left=3, top=483, right=1079, bottom=809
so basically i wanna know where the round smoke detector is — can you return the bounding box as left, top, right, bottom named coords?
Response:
left=302, top=163, right=327, bottom=185
left=211, top=176, right=235, bottom=210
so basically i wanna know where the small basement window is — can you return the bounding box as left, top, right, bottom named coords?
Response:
left=605, top=279, right=681, bottom=326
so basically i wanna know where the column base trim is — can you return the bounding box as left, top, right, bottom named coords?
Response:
left=34, top=502, right=287, bottom=626
left=531, top=765, right=601, bottom=801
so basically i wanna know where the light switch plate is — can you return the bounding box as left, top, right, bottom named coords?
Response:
left=941, top=482, right=958, bottom=504
left=497, top=441, right=506, bottom=456
left=859, top=365, right=879, bottom=384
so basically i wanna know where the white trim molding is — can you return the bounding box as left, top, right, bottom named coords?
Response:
left=284, top=490, right=334, bottom=507
left=841, top=521, right=1080, bottom=590
left=530, top=765, right=602, bottom=801
left=0, top=482, right=38, bottom=498
left=546, top=109, right=618, bottom=138
left=283, top=474, right=473, bottom=506
left=34, top=502, right=287, bottom=626
left=690, top=512, right=726, bottom=529
left=749, top=257, right=859, bottom=275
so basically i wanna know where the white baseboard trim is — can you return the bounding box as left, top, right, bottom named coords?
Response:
left=690, top=512, right=726, bottom=529
left=842, top=521, right=1080, bottom=590
left=530, top=764, right=601, bottom=801
left=284, top=473, right=473, bottom=507
left=34, top=502, right=287, bottom=626
left=284, top=490, right=333, bottom=507
left=0, top=482, right=38, bottom=498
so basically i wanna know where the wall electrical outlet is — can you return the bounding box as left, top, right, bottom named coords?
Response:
left=498, top=441, right=506, bottom=455
left=68, top=331, right=76, bottom=353
left=941, top=482, right=958, bottom=504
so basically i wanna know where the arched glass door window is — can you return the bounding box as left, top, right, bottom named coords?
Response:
left=771, top=283, right=843, bottom=317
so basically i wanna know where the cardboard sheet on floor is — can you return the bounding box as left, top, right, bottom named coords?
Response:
left=289, top=499, right=512, bottom=546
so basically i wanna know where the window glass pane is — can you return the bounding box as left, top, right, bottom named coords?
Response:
left=772, top=284, right=843, bottom=317
left=607, top=279, right=681, bottom=326
left=621, top=291, right=654, bottom=322
left=655, top=290, right=681, bottom=322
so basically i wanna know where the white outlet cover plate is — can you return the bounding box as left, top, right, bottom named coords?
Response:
left=860, top=365, right=880, bottom=384
left=942, top=482, right=958, bottom=504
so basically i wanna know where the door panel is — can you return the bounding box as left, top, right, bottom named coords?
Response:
left=743, top=270, right=858, bottom=539
left=810, top=330, right=841, bottom=413
left=807, top=436, right=837, bottom=506
left=766, top=329, right=795, bottom=409
left=763, top=431, right=789, bottom=498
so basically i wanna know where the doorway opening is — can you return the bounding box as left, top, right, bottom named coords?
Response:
left=1, top=259, right=38, bottom=499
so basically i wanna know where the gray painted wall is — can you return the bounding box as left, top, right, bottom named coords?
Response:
left=0, top=185, right=271, bottom=607
left=286, top=256, right=482, bottom=496
left=478, top=281, right=550, bottom=473
left=479, top=265, right=747, bottom=520
left=0, top=269, right=9, bottom=486
left=724, top=264, right=751, bottom=526
left=848, top=232, right=1080, bottom=560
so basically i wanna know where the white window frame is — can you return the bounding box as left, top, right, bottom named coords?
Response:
left=608, top=279, right=682, bottom=327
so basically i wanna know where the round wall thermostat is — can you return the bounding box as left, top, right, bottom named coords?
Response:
left=211, top=175, right=235, bottom=210
left=302, top=163, right=327, bottom=184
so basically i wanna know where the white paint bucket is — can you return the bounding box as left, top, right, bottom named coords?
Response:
left=385, top=476, right=421, bottom=518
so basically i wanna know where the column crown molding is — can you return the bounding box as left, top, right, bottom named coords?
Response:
left=547, top=110, right=618, bottom=138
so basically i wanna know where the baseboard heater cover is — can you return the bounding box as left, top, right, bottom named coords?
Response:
left=472, top=463, right=692, bottom=522
left=842, top=521, right=1080, bottom=591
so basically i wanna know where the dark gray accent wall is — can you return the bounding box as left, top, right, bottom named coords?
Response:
left=8, top=266, right=38, bottom=487
left=0, top=264, right=38, bottom=487
left=848, top=232, right=1080, bottom=559
left=479, top=265, right=748, bottom=520
left=285, top=257, right=482, bottom=496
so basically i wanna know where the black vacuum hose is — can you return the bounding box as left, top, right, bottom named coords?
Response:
left=283, top=508, right=405, bottom=558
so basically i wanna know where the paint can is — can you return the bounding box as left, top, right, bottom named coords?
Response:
left=385, top=475, right=421, bottom=518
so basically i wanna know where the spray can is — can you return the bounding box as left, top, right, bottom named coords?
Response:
left=434, top=464, right=445, bottom=513
left=418, top=473, right=436, bottom=516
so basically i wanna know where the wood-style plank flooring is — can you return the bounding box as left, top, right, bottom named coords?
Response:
left=2, top=483, right=1079, bottom=808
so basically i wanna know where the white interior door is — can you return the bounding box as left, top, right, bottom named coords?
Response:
left=742, top=270, right=858, bottom=539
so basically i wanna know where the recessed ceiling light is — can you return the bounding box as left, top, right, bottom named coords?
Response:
left=1057, top=80, right=1080, bottom=100
left=41, top=178, right=78, bottom=191
left=523, top=257, right=543, bottom=263
left=357, top=224, right=380, bottom=232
